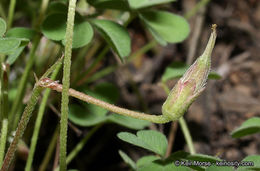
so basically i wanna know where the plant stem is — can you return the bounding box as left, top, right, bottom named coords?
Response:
left=0, top=119, right=8, bottom=168
left=25, top=62, right=62, bottom=171
left=0, top=86, right=42, bottom=171
left=66, top=123, right=103, bottom=165
left=7, top=0, right=16, bottom=29
left=39, top=79, right=171, bottom=123
left=39, top=126, right=59, bottom=171
left=9, top=0, right=50, bottom=130
left=0, top=58, right=63, bottom=171
left=185, top=0, right=211, bottom=19
left=60, top=0, right=77, bottom=170
left=9, top=36, right=41, bottom=130
left=161, top=82, right=196, bottom=154
left=178, top=117, right=196, bottom=154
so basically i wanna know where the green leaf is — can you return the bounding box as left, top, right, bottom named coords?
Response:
left=0, top=17, right=6, bottom=37
left=237, top=155, right=260, bottom=171
left=206, top=165, right=234, bottom=171
left=42, top=13, right=93, bottom=48
left=91, top=19, right=131, bottom=59
left=208, top=72, right=221, bottom=80
left=118, top=150, right=136, bottom=169
left=6, top=43, right=27, bottom=65
left=0, top=38, right=21, bottom=54
left=136, top=155, right=160, bottom=168
left=162, top=62, right=221, bottom=82
left=117, top=130, right=168, bottom=157
left=168, top=151, right=221, bottom=171
left=137, top=159, right=191, bottom=171
left=6, top=27, right=36, bottom=40
left=140, top=10, right=190, bottom=45
left=107, top=114, right=150, bottom=130
left=128, top=0, right=175, bottom=9
left=42, top=13, right=67, bottom=41
left=48, top=1, right=68, bottom=14
left=68, top=83, right=119, bottom=126
left=62, top=20, right=93, bottom=48
left=87, top=0, right=130, bottom=10
left=231, top=117, right=260, bottom=138
left=162, top=62, right=188, bottom=82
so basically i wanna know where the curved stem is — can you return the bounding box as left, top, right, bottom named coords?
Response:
left=60, top=0, right=77, bottom=170
left=39, top=78, right=171, bottom=124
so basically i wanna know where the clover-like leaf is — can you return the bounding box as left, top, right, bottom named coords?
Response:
left=42, top=13, right=93, bottom=48
left=231, top=117, right=260, bottom=138
left=117, top=130, right=168, bottom=157
left=237, top=155, right=260, bottom=171
left=136, top=155, right=160, bottom=168
left=6, top=27, right=36, bottom=40
left=91, top=19, right=131, bottom=59
left=87, top=0, right=130, bottom=11
left=107, top=114, right=150, bottom=130
left=0, top=38, right=21, bottom=54
left=128, top=0, right=175, bottom=9
left=138, top=159, right=191, bottom=171
left=0, top=17, right=6, bottom=37
left=6, top=43, right=27, bottom=65
left=119, top=150, right=136, bottom=169
left=140, top=10, right=189, bottom=45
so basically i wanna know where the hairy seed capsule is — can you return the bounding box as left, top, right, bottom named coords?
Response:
left=162, top=24, right=217, bottom=120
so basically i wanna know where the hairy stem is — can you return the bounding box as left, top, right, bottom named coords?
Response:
left=25, top=62, right=62, bottom=171
left=60, top=0, right=77, bottom=170
left=39, top=78, right=171, bottom=123
left=0, top=119, right=8, bottom=167
left=7, top=0, right=16, bottom=29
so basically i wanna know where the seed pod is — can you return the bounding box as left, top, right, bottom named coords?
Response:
left=162, top=24, right=217, bottom=120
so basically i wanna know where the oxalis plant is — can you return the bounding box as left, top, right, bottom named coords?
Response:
left=0, top=0, right=259, bottom=170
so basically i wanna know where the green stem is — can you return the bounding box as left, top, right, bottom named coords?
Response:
left=2, top=64, right=9, bottom=121
left=66, top=123, right=103, bottom=164
left=39, top=79, right=171, bottom=123
left=0, top=58, right=63, bottom=171
left=9, top=36, right=41, bottom=130
left=9, top=0, right=49, bottom=129
left=0, top=86, right=42, bottom=171
left=0, top=119, right=8, bottom=168
left=161, top=82, right=196, bottom=154
left=39, top=126, right=59, bottom=171
left=179, top=117, right=196, bottom=154
left=0, top=3, right=6, bottom=20
left=184, top=0, right=211, bottom=19
left=7, top=0, right=16, bottom=29
left=25, top=62, right=62, bottom=171
left=60, top=0, right=77, bottom=170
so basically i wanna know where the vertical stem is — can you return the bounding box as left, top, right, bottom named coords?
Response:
left=178, top=117, right=196, bottom=154
left=25, top=63, right=61, bottom=171
left=66, top=124, right=103, bottom=164
left=9, top=36, right=41, bottom=130
left=0, top=86, right=42, bottom=171
left=60, top=0, right=77, bottom=170
left=39, top=126, right=59, bottom=171
left=7, top=0, right=16, bottom=29
left=0, top=119, right=8, bottom=167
